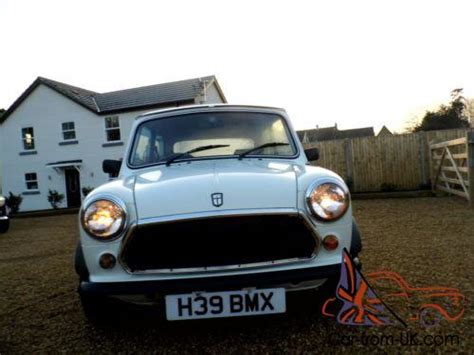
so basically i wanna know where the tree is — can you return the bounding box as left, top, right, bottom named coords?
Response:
left=412, top=89, right=470, bottom=132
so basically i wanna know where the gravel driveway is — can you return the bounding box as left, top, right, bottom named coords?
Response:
left=1, top=197, right=473, bottom=353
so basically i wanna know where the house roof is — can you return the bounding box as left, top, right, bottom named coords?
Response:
left=377, top=125, right=393, bottom=136
left=0, top=75, right=226, bottom=124
left=297, top=125, right=375, bottom=142
left=94, top=76, right=217, bottom=113
left=39, top=77, right=99, bottom=112
left=338, top=127, right=375, bottom=139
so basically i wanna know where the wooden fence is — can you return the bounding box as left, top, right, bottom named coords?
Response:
left=303, top=128, right=473, bottom=194
left=429, top=131, right=474, bottom=206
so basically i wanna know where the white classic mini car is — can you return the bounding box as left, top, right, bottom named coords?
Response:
left=76, top=105, right=362, bottom=323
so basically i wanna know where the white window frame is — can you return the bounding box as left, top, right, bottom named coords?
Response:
left=105, top=116, right=121, bottom=142
left=21, top=127, right=35, bottom=151
left=61, top=121, right=76, bottom=141
left=25, top=172, right=39, bottom=191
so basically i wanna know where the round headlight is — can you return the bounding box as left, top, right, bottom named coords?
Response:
left=0, top=196, right=5, bottom=208
left=306, top=182, right=349, bottom=221
left=81, top=199, right=126, bottom=240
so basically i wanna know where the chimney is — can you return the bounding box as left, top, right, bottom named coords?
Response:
left=198, top=78, right=208, bottom=104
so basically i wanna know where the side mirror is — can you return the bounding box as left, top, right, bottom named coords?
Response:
left=304, top=147, right=319, bottom=161
left=103, top=159, right=122, bottom=177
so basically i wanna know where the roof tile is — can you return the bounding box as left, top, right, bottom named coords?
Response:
left=1, top=75, right=220, bottom=123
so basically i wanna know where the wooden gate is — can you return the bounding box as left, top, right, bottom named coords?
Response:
left=429, top=131, right=474, bottom=207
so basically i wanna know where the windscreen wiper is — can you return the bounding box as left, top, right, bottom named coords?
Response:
left=238, top=142, right=289, bottom=160
left=165, top=145, right=230, bottom=166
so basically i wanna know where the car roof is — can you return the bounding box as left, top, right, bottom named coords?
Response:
left=136, top=104, right=287, bottom=121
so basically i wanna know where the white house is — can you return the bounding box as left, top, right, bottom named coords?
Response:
left=0, top=109, right=4, bottom=193
left=0, top=76, right=226, bottom=211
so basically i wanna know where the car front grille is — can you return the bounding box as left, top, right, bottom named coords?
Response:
left=120, top=214, right=318, bottom=273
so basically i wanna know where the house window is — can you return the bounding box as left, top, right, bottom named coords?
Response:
left=62, top=122, right=76, bottom=140
left=105, top=116, right=121, bottom=142
left=22, top=127, right=35, bottom=150
left=25, top=173, right=38, bottom=190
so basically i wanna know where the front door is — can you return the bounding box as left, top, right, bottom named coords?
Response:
left=65, top=169, right=81, bottom=208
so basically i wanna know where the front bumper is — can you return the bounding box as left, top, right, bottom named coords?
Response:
left=76, top=218, right=362, bottom=298
left=79, top=263, right=341, bottom=296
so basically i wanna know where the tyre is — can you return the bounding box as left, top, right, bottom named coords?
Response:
left=0, top=218, right=10, bottom=233
left=79, top=293, right=119, bottom=325
left=319, top=276, right=339, bottom=297
left=80, top=292, right=159, bottom=325
left=79, top=294, right=118, bottom=325
left=314, top=277, right=340, bottom=314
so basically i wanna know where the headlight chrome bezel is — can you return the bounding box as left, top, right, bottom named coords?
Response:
left=81, top=196, right=127, bottom=241
left=305, top=180, right=350, bottom=222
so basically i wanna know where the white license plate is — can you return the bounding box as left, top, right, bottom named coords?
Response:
left=165, top=288, right=286, bottom=321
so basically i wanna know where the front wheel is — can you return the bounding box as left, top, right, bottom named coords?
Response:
left=0, top=218, right=10, bottom=233
left=79, top=293, right=119, bottom=325
left=319, top=276, right=339, bottom=297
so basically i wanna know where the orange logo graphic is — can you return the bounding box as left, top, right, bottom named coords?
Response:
left=322, top=249, right=466, bottom=328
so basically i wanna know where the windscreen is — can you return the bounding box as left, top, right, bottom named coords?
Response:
left=129, top=111, right=297, bottom=167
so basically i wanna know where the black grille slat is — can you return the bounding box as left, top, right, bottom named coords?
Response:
left=121, top=215, right=317, bottom=272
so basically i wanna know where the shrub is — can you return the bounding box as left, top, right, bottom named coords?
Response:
left=6, top=192, right=23, bottom=214
left=47, top=189, right=65, bottom=209
left=82, top=186, right=94, bottom=198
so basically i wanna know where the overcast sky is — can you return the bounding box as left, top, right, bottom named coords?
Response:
left=1, top=0, right=474, bottom=133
